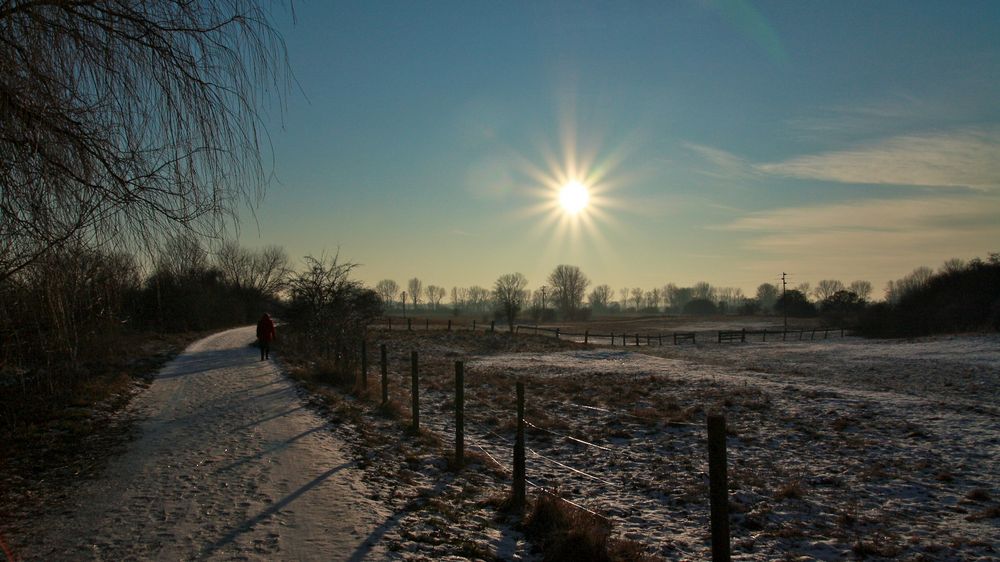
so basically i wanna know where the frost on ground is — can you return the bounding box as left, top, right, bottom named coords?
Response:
left=7, top=328, right=998, bottom=561
left=365, top=331, right=998, bottom=560
left=6, top=327, right=391, bottom=561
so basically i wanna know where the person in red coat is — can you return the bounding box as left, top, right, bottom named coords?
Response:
left=256, top=313, right=276, bottom=360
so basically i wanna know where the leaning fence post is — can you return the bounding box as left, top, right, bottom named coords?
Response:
left=410, top=351, right=420, bottom=431
left=360, top=339, right=368, bottom=391
left=380, top=344, right=388, bottom=405
left=707, top=414, right=731, bottom=562
left=455, top=361, right=464, bottom=468
left=513, top=381, right=526, bottom=509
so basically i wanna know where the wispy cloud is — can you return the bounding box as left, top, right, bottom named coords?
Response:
left=756, top=128, right=1000, bottom=190
left=683, top=142, right=759, bottom=180
left=718, top=195, right=1000, bottom=285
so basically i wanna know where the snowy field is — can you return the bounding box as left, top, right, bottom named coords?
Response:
left=376, top=332, right=1000, bottom=560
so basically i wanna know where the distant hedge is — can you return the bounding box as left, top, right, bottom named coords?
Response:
left=857, top=254, right=1000, bottom=337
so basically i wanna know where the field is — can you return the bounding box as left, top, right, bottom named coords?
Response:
left=336, top=318, right=999, bottom=560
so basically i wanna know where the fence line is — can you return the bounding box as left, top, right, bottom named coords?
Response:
left=368, top=342, right=732, bottom=559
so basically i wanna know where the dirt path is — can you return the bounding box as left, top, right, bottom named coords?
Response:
left=14, top=326, right=390, bottom=561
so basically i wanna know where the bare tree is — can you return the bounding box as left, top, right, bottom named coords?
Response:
left=375, top=279, right=400, bottom=307
left=156, top=232, right=210, bottom=280
left=847, top=280, right=872, bottom=301
left=648, top=288, right=662, bottom=311
left=494, top=273, right=528, bottom=332
left=425, top=285, right=445, bottom=310
left=467, top=285, right=491, bottom=314
left=548, top=265, right=590, bottom=318
left=939, top=258, right=966, bottom=274
left=756, top=283, right=779, bottom=312
left=630, top=287, right=644, bottom=311
left=813, top=280, right=845, bottom=302
left=588, top=284, right=613, bottom=311
left=215, top=241, right=290, bottom=298
left=619, top=287, right=630, bottom=311
left=692, top=281, right=715, bottom=301
left=408, top=277, right=423, bottom=309
left=0, top=1, right=290, bottom=282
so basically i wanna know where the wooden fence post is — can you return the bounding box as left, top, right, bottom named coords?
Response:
left=635, top=334, right=639, bottom=346
left=707, top=414, right=731, bottom=562
left=584, top=330, right=589, bottom=344
left=490, top=320, right=495, bottom=333
left=658, top=333, right=663, bottom=346
left=763, top=328, right=767, bottom=342
left=448, top=319, right=451, bottom=331
left=360, top=339, right=368, bottom=391
left=426, top=318, right=430, bottom=330
left=455, top=361, right=464, bottom=468
left=555, top=328, right=560, bottom=339
left=407, top=318, right=412, bottom=331
left=380, top=344, right=388, bottom=405
left=741, top=328, right=746, bottom=343
left=611, top=332, right=614, bottom=346
left=388, top=317, right=392, bottom=331
left=410, top=351, right=419, bottom=431
left=513, top=381, right=526, bottom=509
left=473, top=320, right=476, bottom=331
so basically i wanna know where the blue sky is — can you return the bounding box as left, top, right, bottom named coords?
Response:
left=241, top=0, right=1000, bottom=297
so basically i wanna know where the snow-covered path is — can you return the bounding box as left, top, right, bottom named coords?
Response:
left=20, top=326, right=389, bottom=561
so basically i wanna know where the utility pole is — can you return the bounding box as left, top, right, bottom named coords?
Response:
left=781, top=272, right=788, bottom=332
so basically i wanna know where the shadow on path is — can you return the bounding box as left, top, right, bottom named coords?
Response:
left=200, top=461, right=354, bottom=559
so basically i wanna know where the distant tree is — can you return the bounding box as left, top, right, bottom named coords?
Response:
left=692, top=281, right=715, bottom=301
left=648, top=288, right=662, bottom=311
left=375, top=279, right=400, bottom=308
left=619, top=287, right=630, bottom=311
left=775, top=289, right=817, bottom=317
left=451, top=286, right=469, bottom=315
left=408, top=277, right=423, bottom=309
left=548, top=265, right=590, bottom=319
left=848, top=280, right=872, bottom=302
left=630, top=287, right=645, bottom=311
left=683, top=298, right=717, bottom=316
left=425, top=284, right=445, bottom=310
left=588, top=284, right=614, bottom=312
left=813, top=279, right=845, bottom=302
left=494, top=273, right=529, bottom=332
left=739, top=298, right=762, bottom=315
left=820, top=290, right=864, bottom=325
left=756, top=283, right=779, bottom=312
left=939, top=257, right=966, bottom=274
left=666, top=284, right=693, bottom=313
left=885, top=267, right=933, bottom=304
left=467, top=285, right=492, bottom=314
left=795, top=283, right=812, bottom=299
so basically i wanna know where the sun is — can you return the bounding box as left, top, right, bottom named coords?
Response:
left=558, top=181, right=590, bottom=215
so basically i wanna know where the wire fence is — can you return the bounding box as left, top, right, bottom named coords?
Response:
left=362, top=343, right=734, bottom=557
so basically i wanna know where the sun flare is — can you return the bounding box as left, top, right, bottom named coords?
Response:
left=558, top=181, right=590, bottom=215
